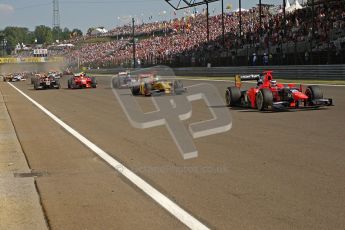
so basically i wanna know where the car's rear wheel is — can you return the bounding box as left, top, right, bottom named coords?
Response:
left=69, top=78, right=77, bottom=89
left=112, top=77, right=119, bottom=89
left=131, top=85, right=140, bottom=95
left=225, top=87, right=241, bottom=107
left=33, top=79, right=39, bottom=90
left=305, top=85, right=323, bottom=106
left=55, top=80, right=60, bottom=89
left=256, top=88, right=273, bottom=111
left=68, top=78, right=72, bottom=89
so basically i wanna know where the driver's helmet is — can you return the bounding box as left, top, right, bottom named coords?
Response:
left=257, top=78, right=263, bottom=86
left=153, top=76, right=160, bottom=83
left=270, top=80, right=277, bottom=87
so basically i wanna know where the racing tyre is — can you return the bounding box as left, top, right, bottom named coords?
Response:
left=281, top=88, right=292, bottom=101
left=55, top=80, right=60, bottom=89
left=69, top=78, right=77, bottom=89
left=67, top=78, right=72, bottom=89
left=112, top=77, right=119, bottom=89
left=91, top=77, right=97, bottom=88
left=173, top=80, right=184, bottom=95
left=131, top=85, right=140, bottom=95
left=225, top=87, right=241, bottom=107
left=144, top=83, right=152, bottom=96
left=305, top=85, right=323, bottom=106
left=256, top=88, right=273, bottom=111
left=33, top=79, right=39, bottom=90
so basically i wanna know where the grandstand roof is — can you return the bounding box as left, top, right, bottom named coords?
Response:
left=90, top=28, right=108, bottom=35
left=287, top=0, right=303, bottom=12
left=234, top=8, right=249, bottom=13
left=286, top=0, right=291, bottom=9
left=165, top=0, right=219, bottom=10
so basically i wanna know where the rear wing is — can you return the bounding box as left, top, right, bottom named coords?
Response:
left=235, top=74, right=260, bottom=88
left=74, top=72, right=86, bottom=77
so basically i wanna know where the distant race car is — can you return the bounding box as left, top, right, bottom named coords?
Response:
left=225, top=71, right=333, bottom=111
left=14, top=74, right=26, bottom=82
left=63, top=69, right=73, bottom=76
left=48, top=71, right=62, bottom=80
left=68, top=72, right=97, bottom=89
left=31, top=73, right=42, bottom=84
left=127, top=73, right=185, bottom=96
left=3, top=75, right=12, bottom=82
left=112, top=71, right=136, bottom=89
left=33, top=74, right=60, bottom=90
left=5, top=74, right=26, bottom=82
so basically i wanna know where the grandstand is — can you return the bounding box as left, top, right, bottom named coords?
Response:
left=13, top=0, right=345, bottom=68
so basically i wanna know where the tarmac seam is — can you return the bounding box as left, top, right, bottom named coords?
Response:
left=1, top=84, right=51, bottom=229
left=1, top=86, right=32, bottom=170
left=0, top=83, right=48, bottom=230
left=34, top=179, right=52, bottom=230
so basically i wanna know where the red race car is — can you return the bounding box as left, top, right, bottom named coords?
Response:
left=225, top=71, right=333, bottom=111
left=68, top=72, right=97, bottom=89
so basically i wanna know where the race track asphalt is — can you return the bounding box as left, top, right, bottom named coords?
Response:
left=0, top=76, right=344, bottom=230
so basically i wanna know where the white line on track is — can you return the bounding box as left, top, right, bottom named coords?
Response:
left=177, top=78, right=345, bottom=87
left=8, top=82, right=209, bottom=230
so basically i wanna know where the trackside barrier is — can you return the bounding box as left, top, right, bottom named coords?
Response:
left=87, top=65, right=345, bottom=80
left=173, top=65, right=345, bottom=80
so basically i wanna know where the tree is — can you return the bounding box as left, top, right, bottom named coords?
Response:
left=71, top=28, right=83, bottom=37
left=34, top=25, right=53, bottom=44
left=0, top=32, right=4, bottom=56
left=52, top=27, right=63, bottom=42
left=3, top=27, right=30, bottom=51
left=1, top=25, right=82, bottom=53
left=87, top=27, right=95, bottom=36
left=26, top=31, right=36, bottom=44
left=60, top=27, right=70, bottom=40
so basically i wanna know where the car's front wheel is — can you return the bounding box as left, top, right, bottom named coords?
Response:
left=144, top=83, right=152, bottom=96
left=256, top=88, right=273, bottom=111
left=305, top=85, right=323, bottom=106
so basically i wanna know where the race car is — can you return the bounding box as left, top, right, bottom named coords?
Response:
left=31, top=73, right=42, bottom=84
left=33, top=74, right=60, bottom=90
left=48, top=71, right=62, bottom=80
left=68, top=72, right=97, bottom=89
left=129, top=73, right=185, bottom=96
left=225, top=71, right=333, bottom=111
left=3, top=74, right=12, bottom=82
left=14, top=74, right=26, bottom=82
left=63, top=68, right=73, bottom=76
left=112, top=71, right=136, bottom=89
left=4, top=73, right=26, bottom=82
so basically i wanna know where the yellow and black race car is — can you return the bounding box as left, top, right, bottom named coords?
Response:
left=131, top=73, right=185, bottom=96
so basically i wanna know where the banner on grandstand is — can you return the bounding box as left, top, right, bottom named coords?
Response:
left=33, top=49, right=48, bottom=55
left=0, top=57, right=64, bottom=64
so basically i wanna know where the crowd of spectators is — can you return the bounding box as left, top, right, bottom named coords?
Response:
left=67, top=40, right=129, bottom=66
left=14, top=1, right=345, bottom=67
left=107, top=21, right=172, bottom=37
left=109, top=1, right=344, bottom=66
